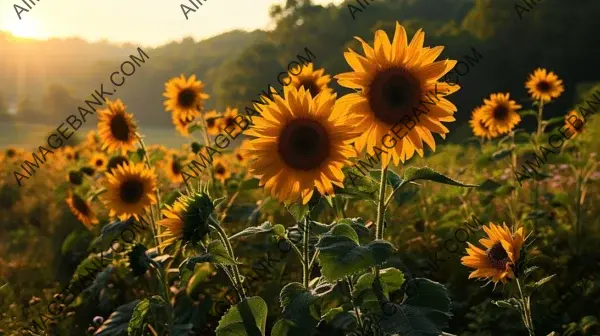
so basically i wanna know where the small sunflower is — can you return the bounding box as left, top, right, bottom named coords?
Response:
left=98, top=99, right=138, bottom=154
left=63, top=147, right=76, bottom=161
left=526, top=68, right=564, bottom=102
left=289, top=63, right=332, bottom=98
left=156, top=192, right=214, bottom=248
left=163, top=74, right=210, bottom=120
left=5, top=147, right=23, bottom=161
left=172, top=112, right=196, bottom=137
left=89, top=153, right=108, bottom=171
left=219, top=107, right=238, bottom=131
left=164, top=154, right=184, bottom=184
left=234, top=141, right=249, bottom=164
left=469, top=106, right=498, bottom=139
left=461, top=222, right=525, bottom=284
left=245, top=85, right=361, bottom=204
left=66, top=192, right=99, bottom=230
left=204, top=110, right=221, bottom=135
left=102, top=162, right=157, bottom=219
left=335, top=22, right=461, bottom=166
left=479, top=93, right=522, bottom=134
left=212, top=158, right=231, bottom=183
left=564, top=110, right=585, bottom=137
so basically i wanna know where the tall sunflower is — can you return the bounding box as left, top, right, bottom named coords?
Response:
left=479, top=93, right=522, bottom=135
left=526, top=68, right=564, bottom=102
left=469, top=107, right=498, bottom=139
left=564, top=110, right=585, bottom=137
left=204, top=110, right=221, bottom=135
left=212, top=158, right=231, bottom=183
left=102, top=162, right=157, bottom=219
left=89, top=153, right=108, bottom=171
left=156, top=192, right=214, bottom=248
left=98, top=99, right=138, bottom=154
left=245, top=85, right=361, bottom=204
left=334, top=22, right=461, bottom=166
left=66, top=192, right=99, bottom=230
left=163, top=75, right=210, bottom=120
left=219, top=107, right=238, bottom=131
left=172, top=112, right=196, bottom=137
left=289, top=63, right=332, bottom=98
left=461, top=223, right=525, bottom=284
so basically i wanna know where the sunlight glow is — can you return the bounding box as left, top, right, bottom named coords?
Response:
left=7, top=20, right=42, bottom=39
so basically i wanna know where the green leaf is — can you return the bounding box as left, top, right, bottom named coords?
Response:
left=285, top=203, right=311, bottom=222
left=239, top=178, right=261, bottom=191
left=353, top=267, right=405, bottom=310
left=216, top=296, right=268, bottom=336
left=491, top=148, right=513, bottom=161
left=94, top=301, right=140, bottom=336
left=337, top=167, right=379, bottom=202
left=544, top=116, right=565, bottom=127
left=186, top=263, right=216, bottom=299
left=316, top=224, right=396, bottom=281
left=188, top=122, right=203, bottom=134
left=519, top=109, right=538, bottom=118
left=376, top=278, right=452, bottom=336
left=534, top=274, right=556, bottom=288
left=524, top=266, right=540, bottom=275
left=229, top=222, right=285, bottom=241
left=128, top=296, right=168, bottom=336
left=492, top=298, right=521, bottom=311
left=402, top=167, right=478, bottom=188
left=477, top=179, right=502, bottom=192
left=271, top=283, right=320, bottom=336
left=184, top=240, right=237, bottom=267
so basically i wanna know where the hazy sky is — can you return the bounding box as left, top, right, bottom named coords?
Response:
left=0, top=0, right=342, bottom=47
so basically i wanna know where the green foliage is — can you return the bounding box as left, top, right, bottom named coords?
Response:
left=215, top=296, right=268, bottom=336
left=95, top=300, right=140, bottom=336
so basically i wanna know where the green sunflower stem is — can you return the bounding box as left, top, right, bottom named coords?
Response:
left=197, top=106, right=216, bottom=192
left=136, top=133, right=163, bottom=252
left=516, top=277, right=535, bottom=336
left=535, top=99, right=545, bottom=142
left=209, top=216, right=247, bottom=300
left=374, top=165, right=388, bottom=278
left=302, top=215, right=311, bottom=288
left=346, top=277, right=365, bottom=333
left=149, top=260, right=173, bottom=326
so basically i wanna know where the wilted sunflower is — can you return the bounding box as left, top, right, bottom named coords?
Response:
left=172, top=112, right=196, bottom=137
left=163, top=74, right=210, bottom=120
left=164, top=154, right=184, bottom=184
left=89, top=153, right=108, bottom=171
left=564, top=110, right=585, bottom=137
left=212, top=158, right=231, bottom=183
left=98, top=99, right=138, bottom=154
left=204, top=110, right=221, bottom=135
left=461, top=222, right=525, bottom=284
left=335, top=22, right=461, bottom=166
left=469, top=107, right=498, bottom=139
left=245, top=85, right=361, bottom=204
left=219, top=107, right=238, bottom=131
left=479, top=93, right=522, bottom=134
left=102, top=162, right=157, bottom=219
left=289, top=63, right=332, bottom=98
left=66, top=192, right=98, bottom=229
left=526, top=68, right=564, bottom=102
left=156, top=192, right=214, bottom=248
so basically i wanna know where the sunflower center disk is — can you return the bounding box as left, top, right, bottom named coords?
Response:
left=369, top=69, right=421, bottom=125
left=177, top=89, right=197, bottom=108
left=110, top=114, right=131, bottom=141
left=536, top=81, right=551, bottom=92
left=215, top=164, right=226, bottom=175
left=279, top=119, right=330, bottom=171
left=493, top=105, right=510, bottom=122
left=73, top=196, right=90, bottom=216
left=120, top=179, right=145, bottom=204
left=486, top=242, right=510, bottom=270
left=96, top=159, right=103, bottom=166
left=299, top=80, right=320, bottom=97
left=172, top=161, right=182, bottom=175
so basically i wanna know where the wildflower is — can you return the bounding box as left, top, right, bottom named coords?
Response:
left=97, top=99, right=138, bottom=154
left=163, top=74, right=209, bottom=120
left=102, top=162, right=157, bottom=219
left=66, top=192, right=99, bottom=229
left=526, top=68, right=564, bottom=102
left=480, top=93, right=522, bottom=134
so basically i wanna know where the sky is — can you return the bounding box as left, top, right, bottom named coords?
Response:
left=0, top=0, right=342, bottom=47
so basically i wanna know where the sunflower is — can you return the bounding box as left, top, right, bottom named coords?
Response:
left=163, top=74, right=210, bottom=120
left=212, top=158, right=231, bottom=183
left=63, top=147, right=76, bottom=161
left=245, top=85, right=361, bottom=204
left=106, top=155, right=130, bottom=173
left=219, top=107, right=238, bottom=131
left=98, top=99, right=138, bottom=154
left=204, top=110, right=221, bottom=135
left=234, top=141, right=249, bottom=164
left=469, top=106, right=498, bottom=139
left=102, top=162, right=157, bottom=219
left=66, top=192, right=99, bottom=230
left=85, top=130, right=101, bottom=148
left=164, top=154, right=184, bottom=184
left=479, top=93, right=522, bottom=135
left=89, top=153, right=108, bottom=171
left=461, top=222, right=525, bottom=284
left=5, top=147, right=23, bottom=161
left=564, top=110, right=585, bottom=137
left=525, top=68, right=564, bottom=102
left=156, top=192, right=214, bottom=248
left=334, top=22, right=461, bottom=166
left=289, top=63, right=332, bottom=98
left=172, top=112, right=196, bottom=137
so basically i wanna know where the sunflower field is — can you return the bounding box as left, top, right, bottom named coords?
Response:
left=2, top=1, right=600, bottom=336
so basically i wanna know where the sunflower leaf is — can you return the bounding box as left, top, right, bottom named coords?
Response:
left=375, top=278, right=452, bottom=336
left=315, top=224, right=396, bottom=281
left=353, top=267, right=405, bottom=311
left=402, top=167, right=478, bottom=188
left=184, top=240, right=237, bottom=267
left=239, top=178, right=261, bottom=191
left=228, top=221, right=285, bottom=241
left=94, top=300, right=140, bottom=336
left=491, top=299, right=521, bottom=311
left=271, top=282, right=321, bottom=336
left=491, top=148, right=513, bottom=161
left=533, top=274, right=556, bottom=288
left=519, top=109, right=538, bottom=118
left=216, top=296, right=268, bottom=336
left=188, top=123, right=203, bottom=134
left=477, top=179, right=502, bottom=192
left=285, top=203, right=311, bottom=222
left=127, top=296, right=168, bottom=336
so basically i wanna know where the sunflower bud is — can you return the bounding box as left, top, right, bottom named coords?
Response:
left=127, top=244, right=151, bottom=277
left=191, top=142, right=202, bottom=154
left=68, top=171, right=83, bottom=185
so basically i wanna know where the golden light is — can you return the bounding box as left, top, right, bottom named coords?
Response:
left=6, top=20, right=42, bottom=39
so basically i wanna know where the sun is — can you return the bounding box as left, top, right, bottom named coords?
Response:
left=6, top=20, right=42, bottom=39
